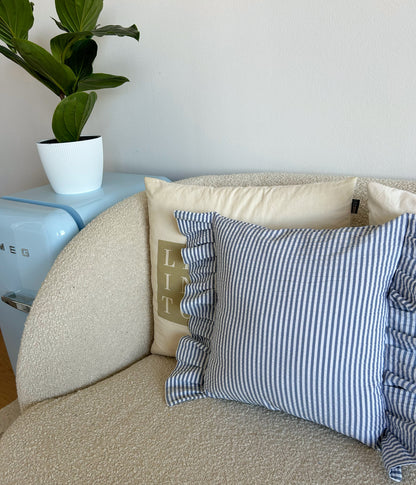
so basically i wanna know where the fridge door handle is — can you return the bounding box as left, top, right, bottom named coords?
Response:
left=1, top=291, right=34, bottom=313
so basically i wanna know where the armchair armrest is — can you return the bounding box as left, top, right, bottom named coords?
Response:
left=17, top=192, right=153, bottom=410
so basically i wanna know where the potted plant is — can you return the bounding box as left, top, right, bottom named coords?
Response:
left=0, top=0, right=140, bottom=194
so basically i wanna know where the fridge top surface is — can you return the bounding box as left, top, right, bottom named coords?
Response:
left=1, top=172, right=169, bottom=228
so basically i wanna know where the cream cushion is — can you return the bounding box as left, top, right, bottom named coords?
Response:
left=146, top=176, right=357, bottom=356
left=368, top=182, right=416, bottom=225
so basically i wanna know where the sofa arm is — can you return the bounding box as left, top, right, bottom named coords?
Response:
left=16, top=191, right=153, bottom=410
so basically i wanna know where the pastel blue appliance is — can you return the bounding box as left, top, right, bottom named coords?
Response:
left=0, top=172, right=169, bottom=373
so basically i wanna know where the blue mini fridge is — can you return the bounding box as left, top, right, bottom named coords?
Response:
left=0, top=172, right=168, bottom=373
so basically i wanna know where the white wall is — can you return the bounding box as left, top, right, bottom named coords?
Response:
left=1, top=0, right=416, bottom=195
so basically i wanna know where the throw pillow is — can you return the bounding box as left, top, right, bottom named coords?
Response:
left=368, top=182, right=416, bottom=225
left=166, top=210, right=416, bottom=481
left=145, top=176, right=357, bottom=357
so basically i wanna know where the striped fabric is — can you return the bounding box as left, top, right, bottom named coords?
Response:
left=382, top=214, right=416, bottom=481
left=166, top=210, right=416, bottom=481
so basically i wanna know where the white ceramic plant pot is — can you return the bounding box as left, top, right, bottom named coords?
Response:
left=36, top=136, right=104, bottom=195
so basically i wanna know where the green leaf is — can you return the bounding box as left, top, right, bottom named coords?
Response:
left=52, top=91, right=97, bottom=142
left=0, top=0, right=34, bottom=49
left=65, top=38, right=96, bottom=81
left=52, top=17, right=69, bottom=33
left=55, top=0, right=103, bottom=32
left=78, top=72, right=128, bottom=91
left=13, top=38, right=76, bottom=95
left=92, top=24, right=140, bottom=41
left=0, top=44, right=62, bottom=96
left=50, top=32, right=91, bottom=62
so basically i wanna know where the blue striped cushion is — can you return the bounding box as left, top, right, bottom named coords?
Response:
left=166, top=211, right=416, bottom=481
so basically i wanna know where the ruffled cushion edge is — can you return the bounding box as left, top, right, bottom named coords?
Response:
left=165, top=211, right=216, bottom=406
left=382, top=215, right=416, bottom=482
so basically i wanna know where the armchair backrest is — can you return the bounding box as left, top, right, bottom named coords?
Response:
left=16, top=172, right=416, bottom=409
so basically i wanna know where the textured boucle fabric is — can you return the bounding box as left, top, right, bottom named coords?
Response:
left=1, top=355, right=416, bottom=484
left=17, top=191, right=154, bottom=410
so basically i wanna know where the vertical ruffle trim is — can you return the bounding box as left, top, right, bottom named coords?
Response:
left=382, top=215, right=416, bottom=482
left=165, top=211, right=216, bottom=406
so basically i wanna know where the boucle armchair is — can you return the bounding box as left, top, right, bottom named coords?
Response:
left=0, top=172, right=416, bottom=484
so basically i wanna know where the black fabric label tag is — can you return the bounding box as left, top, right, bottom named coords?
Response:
left=351, top=199, right=360, bottom=214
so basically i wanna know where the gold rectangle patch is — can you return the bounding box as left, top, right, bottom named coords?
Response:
left=157, top=240, right=190, bottom=325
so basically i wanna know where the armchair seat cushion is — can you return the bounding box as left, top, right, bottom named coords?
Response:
left=1, top=355, right=415, bottom=484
